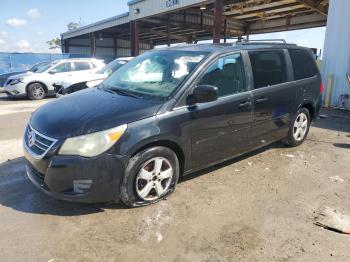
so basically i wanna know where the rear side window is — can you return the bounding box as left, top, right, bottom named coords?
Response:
left=249, top=51, right=287, bottom=89
left=289, top=49, right=318, bottom=80
left=54, top=62, right=72, bottom=73
left=74, top=62, right=91, bottom=71
left=199, top=53, right=246, bottom=97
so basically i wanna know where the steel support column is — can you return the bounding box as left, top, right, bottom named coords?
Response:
left=63, top=39, right=69, bottom=54
left=90, top=32, right=96, bottom=57
left=113, top=37, right=118, bottom=57
left=213, top=0, right=223, bottom=43
left=167, top=15, right=171, bottom=46
left=130, top=20, right=139, bottom=56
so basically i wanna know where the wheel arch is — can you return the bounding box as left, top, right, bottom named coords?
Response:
left=26, top=81, right=49, bottom=94
left=130, top=139, right=186, bottom=176
left=300, top=101, right=315, bottom=121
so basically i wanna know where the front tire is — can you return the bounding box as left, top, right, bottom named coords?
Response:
left=27, top=83, right=46, bottom=100
left=120, top=146, right=180, bottom=207
left=285, top=108, right=311, bottom=147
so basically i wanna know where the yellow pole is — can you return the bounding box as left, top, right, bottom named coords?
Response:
left=325, top=74, right=334, bottom=108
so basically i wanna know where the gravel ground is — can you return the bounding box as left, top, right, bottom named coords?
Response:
left=1, top=93, right=350, bottom=262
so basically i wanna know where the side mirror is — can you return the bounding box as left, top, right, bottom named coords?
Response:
left=189, top=85, right=218, bottom=105
left=49, top=69, right=58, bottom=74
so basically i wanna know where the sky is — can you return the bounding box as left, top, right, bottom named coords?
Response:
left=0, top=0, right=326, bottom=54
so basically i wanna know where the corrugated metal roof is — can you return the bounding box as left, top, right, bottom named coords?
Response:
left=127, top=0, right=145, bottom=5
left=61, top=0, right=328, bottom=43
left=61, top=12, right=130, bottom=39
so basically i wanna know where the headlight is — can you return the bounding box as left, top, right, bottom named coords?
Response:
left=10, top=78, right=23, bottom=85
left=59, top=124, right=127, bottom=157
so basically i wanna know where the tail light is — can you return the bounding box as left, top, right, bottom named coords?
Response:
left=320, top=82, right=325, bottom=94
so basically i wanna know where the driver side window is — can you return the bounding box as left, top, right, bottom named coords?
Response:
left=53, top=62, right=72, bottom=73
left=199, top=53, right=246, bottom=97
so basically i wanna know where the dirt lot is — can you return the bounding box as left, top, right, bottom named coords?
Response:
left=0, top=93, right=350, bottom=262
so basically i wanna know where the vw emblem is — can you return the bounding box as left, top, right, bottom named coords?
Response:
left=28, top=130, right=36, bottom=147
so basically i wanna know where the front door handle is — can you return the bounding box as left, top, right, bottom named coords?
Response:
left=256, top=97, right=268, bottom=104
left=239, top=101, right=251, bottom=108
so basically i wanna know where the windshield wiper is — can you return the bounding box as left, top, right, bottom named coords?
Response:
left=108, top=87, right=141, bottom=98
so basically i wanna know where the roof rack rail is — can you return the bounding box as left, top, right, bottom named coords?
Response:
left=242, top=39, right=287, bottom=43
left=233, top=38, right=297, bottom=46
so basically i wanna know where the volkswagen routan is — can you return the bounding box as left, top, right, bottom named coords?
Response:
left=24, top=43, right=322, bottom=207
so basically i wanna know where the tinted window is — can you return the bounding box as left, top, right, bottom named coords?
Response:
left=54, top=62, right=72, bottom=73
left=199, top=53, right=246, bottom=97
left=249, top=51, right=287, bottom=89
left=74, top=62, right=91, bottom=71
left=289, top=49, right=318, bottom=80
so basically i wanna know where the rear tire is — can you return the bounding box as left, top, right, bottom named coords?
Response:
left=285, top=107, right=311, bottom=147
left=27, top=83, right=46, bottom=100
left=120, top=146, right=179, bottom=207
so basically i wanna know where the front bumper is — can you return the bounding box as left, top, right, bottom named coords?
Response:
left=24, top=148, right=128, bottom=203
left=4, top=82, right=27, bottom=97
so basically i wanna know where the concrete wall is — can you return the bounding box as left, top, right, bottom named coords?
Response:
left=322, top=0, right=350, bottom=108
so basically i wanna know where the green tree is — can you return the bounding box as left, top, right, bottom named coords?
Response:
left=67, top=22, right=80, bottom=31
left=46, top=20, right=83, bottom=50
left=46, top=37, right=61, bottom=50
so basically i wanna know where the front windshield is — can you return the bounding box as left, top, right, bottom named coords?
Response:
left=36, top=61, right=58, bottom=73
left=103, top=50, right=207, bottom=98
left=30, top=62, right=49, bottom=72
left=97, top=59, right=128, bottom=75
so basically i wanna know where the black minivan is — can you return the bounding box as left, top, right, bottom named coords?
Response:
left=24, top=43, right=322, bottom=207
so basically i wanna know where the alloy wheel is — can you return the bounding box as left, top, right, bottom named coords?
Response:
left=32, top=84, right=45, bottom=99
left=136, top=157, right=173, bottom=201
left=293, top=112, right=308, bottom=141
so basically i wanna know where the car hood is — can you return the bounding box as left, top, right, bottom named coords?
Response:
left=30, top=88, right=164, bottom=139
left=7, top=71, right=34, bottom=79
left=0, top=70, right=26, bottom=79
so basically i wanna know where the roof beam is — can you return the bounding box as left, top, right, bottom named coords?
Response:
left=148, top=28, right=188, bottom=42
left=249, top=12, right=326, bottom=33
left=244, top=9, right=311, bottom=22
left=142, top=17, right=244, bottom=35
left=295, top=0, right=327, bottom=16
left=226, top=2, right=303, bottom=19
left=224, top=0, right=296, bottom=16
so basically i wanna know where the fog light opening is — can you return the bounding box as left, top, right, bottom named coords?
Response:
left=73, top=180, right=92, bottom=194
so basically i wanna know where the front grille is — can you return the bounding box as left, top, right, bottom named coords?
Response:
left=24, top=125, right=57, bottom=159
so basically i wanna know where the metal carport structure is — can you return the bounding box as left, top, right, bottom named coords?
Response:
left=61, top=0, right=329, bottom=60
left=62, top=0, right=350, bottom=109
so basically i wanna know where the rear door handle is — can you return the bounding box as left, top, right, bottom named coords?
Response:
left=256, top=97, right=268, bottom=104
left=238, top=101, right=251, bottom=108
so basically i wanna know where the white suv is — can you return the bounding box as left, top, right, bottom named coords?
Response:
left=4, top=58, right=105, bottom=100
